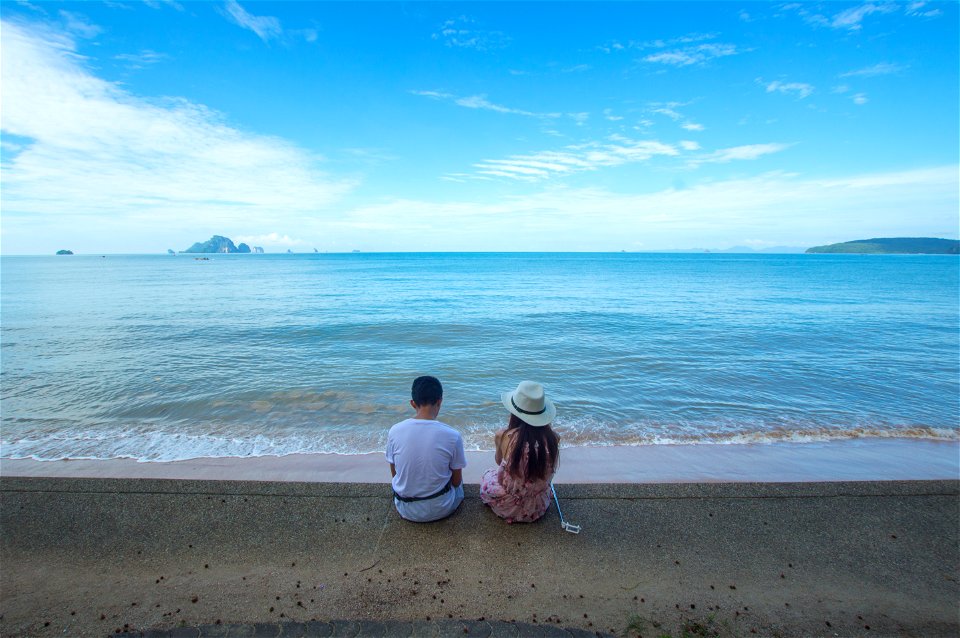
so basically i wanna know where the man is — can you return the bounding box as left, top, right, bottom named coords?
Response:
left=385, top=376, right=466, bottom=522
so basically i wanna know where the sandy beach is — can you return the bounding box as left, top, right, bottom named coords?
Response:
left=2, top=440, right=959, bottom=637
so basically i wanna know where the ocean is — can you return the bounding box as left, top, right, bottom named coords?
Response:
left=1, top=253, right=957, bottom=462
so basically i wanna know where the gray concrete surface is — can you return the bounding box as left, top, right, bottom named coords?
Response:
left=1, top=478, right=958, bottom=638
left=135, top=619, right=613, bottom=637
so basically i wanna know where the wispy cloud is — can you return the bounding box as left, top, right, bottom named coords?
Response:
left=433, top=16, right=509, bottom=51
left=852, top=93, right=869, bottom=105
left=643, top=43, right=739, bottom=67
left=648, top=102, right=704, bottom=131
left=761, top=79, right=814, bottom=99
left=468, top=137, right=680, bottom=181
left=114, top=49, right=168, bottom=69
left=601, top=33, right=718, bottom=53
left=222, top=0, right=282, bottom=42
left=688, top=143, right=791, bottom=167
left=828, top=3, right=898, bottom=30
left=143, top=0, right=184, bottom=11
left=58, top=10, right=102, bottom=38
left=839, top=62, right=907, bottom=78
left=790, top=2, right=933, bottom=31
left=455, top=94, right=539, bottom=117
left=905, top=1, right=942, bottom=18
left=1, top=19, right=353, bottom=249
left=410, top=90, right=558, bottom=119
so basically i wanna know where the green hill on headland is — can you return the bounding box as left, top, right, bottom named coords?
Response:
left=806, top=237, right=959, bottom=254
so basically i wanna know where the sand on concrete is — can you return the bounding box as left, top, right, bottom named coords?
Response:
left=2, top=476, right=958, bottom=638
left=2, top=438, right=958, bottom=484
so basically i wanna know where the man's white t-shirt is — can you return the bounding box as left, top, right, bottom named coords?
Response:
left=385, top=418, right=466, bottom=498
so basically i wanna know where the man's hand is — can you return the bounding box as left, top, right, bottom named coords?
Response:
left=450, top=468, right=463, bottom=488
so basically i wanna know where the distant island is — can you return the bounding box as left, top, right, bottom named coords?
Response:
left=806, top=237, right=959, bottom=254
left=56, top=249, right=73, bottom=255
left=182, top=235, right=253, bottom=254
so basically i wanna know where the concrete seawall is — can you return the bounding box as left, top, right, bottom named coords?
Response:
left=2, top=478, right=958, bottom=637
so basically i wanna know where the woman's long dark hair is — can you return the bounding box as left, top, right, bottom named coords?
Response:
left=506, top=413, right=560, bottom=481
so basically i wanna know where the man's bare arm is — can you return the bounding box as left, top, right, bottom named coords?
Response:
left=450, top=468, right=463, bottom=488
left=390, top=463, right=396, bottom=478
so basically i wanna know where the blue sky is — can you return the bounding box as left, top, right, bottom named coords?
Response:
left=1, top=1, right=957, bottom=253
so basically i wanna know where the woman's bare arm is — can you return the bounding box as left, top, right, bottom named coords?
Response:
left=494, top=429, right=505, bottom=465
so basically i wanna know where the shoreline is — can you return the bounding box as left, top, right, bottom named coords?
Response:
left=2, top=437, right=957, bottom=483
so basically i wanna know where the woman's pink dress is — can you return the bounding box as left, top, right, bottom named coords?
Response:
left=479, top=443, right=553, bottom=523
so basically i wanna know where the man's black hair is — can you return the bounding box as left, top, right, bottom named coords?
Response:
left=411, top=376, right=443, bottom=406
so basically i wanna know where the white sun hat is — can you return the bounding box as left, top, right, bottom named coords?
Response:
left=501, top=380, right=556, bottom=427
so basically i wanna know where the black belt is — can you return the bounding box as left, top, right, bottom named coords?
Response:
left=393, top=480, right=452, bottom=503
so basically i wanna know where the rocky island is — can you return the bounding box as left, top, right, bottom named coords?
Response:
left=182, top=235, right=252, bottom=254
left=55, top=250, right=73, bottom=255
left=806, top=237, right=959, bottom=254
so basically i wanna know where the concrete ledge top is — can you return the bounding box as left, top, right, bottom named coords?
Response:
left=2, top=476, right=957, bottom=499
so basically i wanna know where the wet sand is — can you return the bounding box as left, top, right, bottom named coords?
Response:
left=2, top=438, right=957, bottom=483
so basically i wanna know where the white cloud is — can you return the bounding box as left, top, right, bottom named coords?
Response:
left=433, top=16, right=509, bottom=51
left=643, top=43, right=738, bottom=67
left=853, top=93, right=869, bottom=105
left=568, top=112, right=590, bottom=126
left=833, top=85, right=850, bottom=94
left=596, top=41, right=626, bottom=53
left=638, top=33, right=718, bottom=49
left=334, top=166, right=959, bottom=251
left=143, top=0, right=184, bottom=10
left=58, top=10, right=102, bottom=38
left=905, top=1, right=942, bottom=17
left=829, top=3, right=898, bottom=30
left=468, top=138, right=679, bottom=181
left=840, top=62, right=907, bottom=78
left=652, top=106, right=682, bottom=120
left=679, top=140, right=701, bottom=151
left=411, top=90, right=559, bottom=120
left=410, top=89, right=454, bottom=100
left=455, top=94, right=538, bottom=117
left=603, top=108, right=623, bottom=122
left=648, top=102, right=704, bottom=131
left=234, top=232, right=303, bottom=248
left=688, top=143, right=791, bottom=166
left=222, top=0, right=282, bottom=42
left=785, top=2, right=930, bottom=31
left=114, top=49, right=168, bottom=69
left=763, top=80, right=814, bottom=99
left=0, top=19, right=354, bottom=252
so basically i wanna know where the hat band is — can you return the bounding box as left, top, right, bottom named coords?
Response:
left=511, top=397, right=546, bottom=416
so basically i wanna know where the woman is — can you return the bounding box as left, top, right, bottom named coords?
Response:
left=480, top=381, right=560, bottom=523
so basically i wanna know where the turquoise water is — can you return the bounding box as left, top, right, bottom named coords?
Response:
left=1, top=253, right=957, bottom=461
